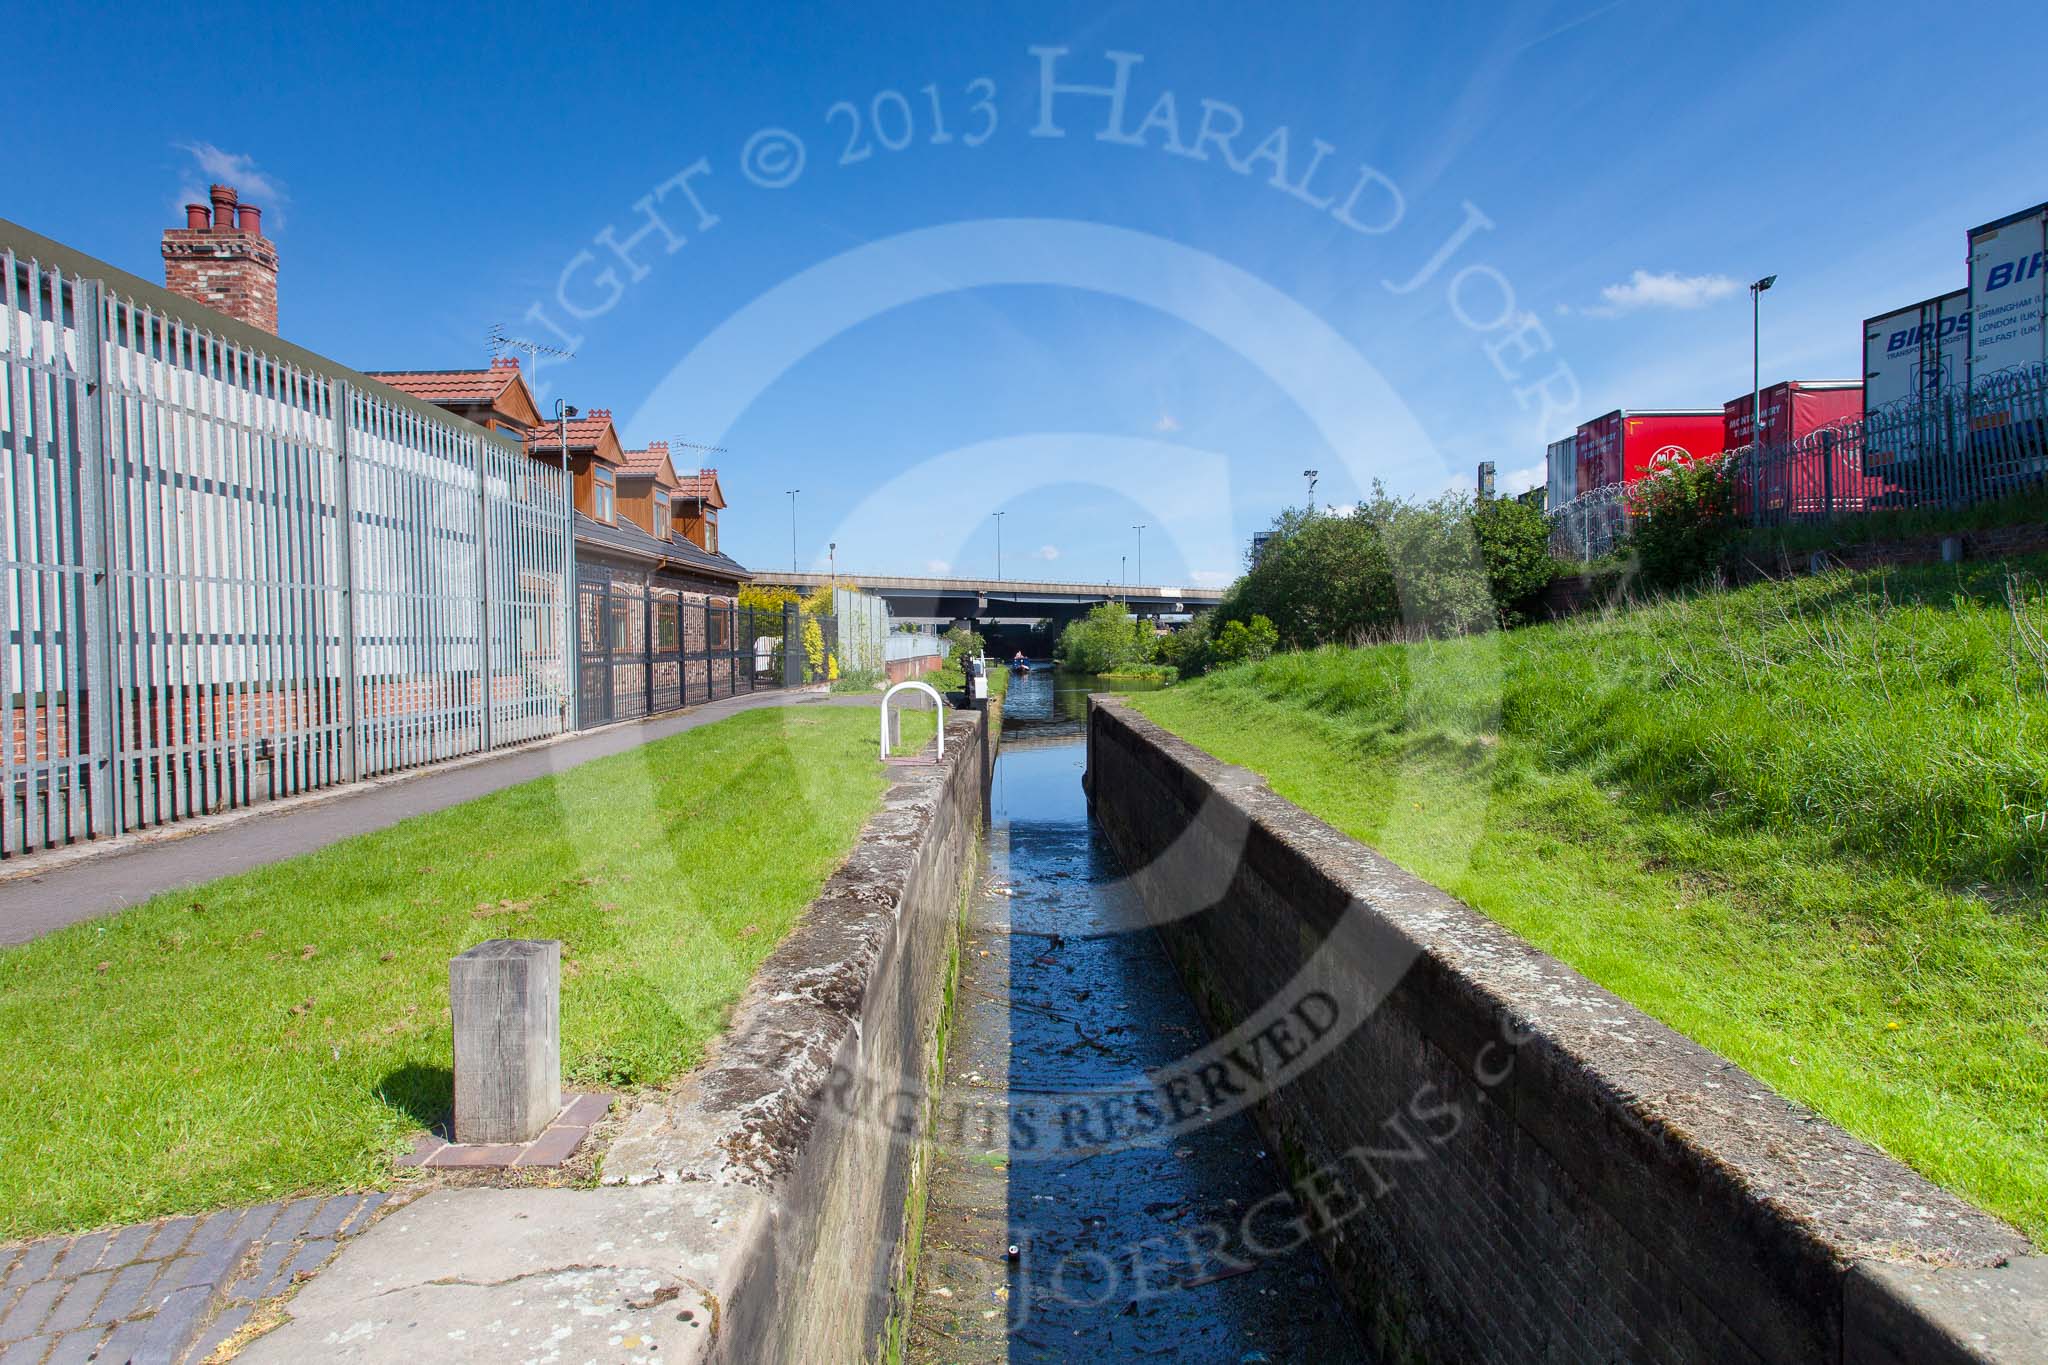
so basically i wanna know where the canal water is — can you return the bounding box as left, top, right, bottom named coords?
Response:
left=904, top=670, right=1368, bottom=1362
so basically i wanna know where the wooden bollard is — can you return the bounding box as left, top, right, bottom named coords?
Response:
left=451, top=939, right=561, bottom=1144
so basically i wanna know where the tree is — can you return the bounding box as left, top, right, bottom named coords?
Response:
left=1055, top=602, right=1155, bottom=673
left=944, top=623, right=985, bottom=659
left=1223, top=505, right=1399, bottom=648
left=1472, top=493, right=1558, bottom=625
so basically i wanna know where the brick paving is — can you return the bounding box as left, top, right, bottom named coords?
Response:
left=0, top=1192, right=391, bottom=1365
left=395, top=1091, right=612, bottom=1170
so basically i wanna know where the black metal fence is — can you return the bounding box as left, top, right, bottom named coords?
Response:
left=574, top=567, right=841, bottom=727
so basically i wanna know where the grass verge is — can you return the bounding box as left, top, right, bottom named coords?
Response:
left=1132, top=556, right=2048, bottom=1243
left=0, top=705, right=912, bottom=1240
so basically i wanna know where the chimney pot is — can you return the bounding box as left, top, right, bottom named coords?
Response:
left=165, top=183, right=279, bottom=335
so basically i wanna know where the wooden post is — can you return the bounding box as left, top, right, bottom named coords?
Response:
left=451, top=939, right=561, bottom=1143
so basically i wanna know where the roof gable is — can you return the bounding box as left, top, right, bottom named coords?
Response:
left=674, top=466, right=726, bottom=509
left=526, top=407, right=624, bottom=464
left=616, top=440, right=681, bottom=489
left=366, top=357, right=544, bottom=429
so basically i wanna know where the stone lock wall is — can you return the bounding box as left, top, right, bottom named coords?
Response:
left=606, top=708, right=991, bottom=1363
left=1085, top=695, right=2045, bottom=1364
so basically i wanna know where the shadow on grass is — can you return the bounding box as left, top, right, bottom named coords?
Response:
left=376, top=1062, right=453, bottom=1137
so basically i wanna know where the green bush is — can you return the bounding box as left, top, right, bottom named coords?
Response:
left=1626, top=453, right=1741, bottom=590
left=830, top=667, right=885, bottom=693
left=1212, top=614, right=1278, bottom=665
left=1156, top=614, right=1215, bottom=675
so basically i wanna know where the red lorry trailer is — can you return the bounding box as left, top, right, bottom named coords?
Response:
left=1721, top=380, right=1878, bottom=519
left=1722, top=379, right=1862, bottom=450
left=1573, top=409, right=1725, bottom=492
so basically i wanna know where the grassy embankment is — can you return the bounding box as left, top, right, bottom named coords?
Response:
left=1133, top=558, right=2048, bottom=1243
left=0, top=704, right=932, bottom=1240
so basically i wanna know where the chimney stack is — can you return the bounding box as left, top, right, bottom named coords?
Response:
left=162, top=182, right=280, bottom=335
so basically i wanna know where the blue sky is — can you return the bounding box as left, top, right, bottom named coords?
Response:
left=12, top=0, right=2048, bottom=586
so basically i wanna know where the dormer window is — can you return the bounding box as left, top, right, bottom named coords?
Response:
left=594, top=467, right=616, bottom=524
left=653, top=491, right=670, bottom=539
left=706, top=509, right=718, bottom=554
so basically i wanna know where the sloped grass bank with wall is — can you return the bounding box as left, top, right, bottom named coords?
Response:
left=1086, top=696, right=2046, bottom=1364
left=1132, top=560, right=2048, bottom=1241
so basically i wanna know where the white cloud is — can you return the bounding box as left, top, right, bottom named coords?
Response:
left=1585, top=269, right=1738, bottom=317
left=1033, top=544, right=1059, bottom=561
left=925, top=558, right=951, bottom=574
left=1189, top=569, right=1234, bottom=586
left=1502, top=462, right=1546, bottom=495
left=1153, top=411, right=1182, bottom=433
left=174, top=143, right=289, bottom=227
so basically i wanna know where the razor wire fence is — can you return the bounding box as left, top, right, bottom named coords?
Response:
left=2, top=240, right=572, bottom=857
left=1549, top=364, right=2048, bottom=562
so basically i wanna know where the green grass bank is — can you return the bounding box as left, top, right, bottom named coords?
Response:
left=0, top=704, right=928, bottom=1241
left=1132, top=557, right=2048, bottom=1243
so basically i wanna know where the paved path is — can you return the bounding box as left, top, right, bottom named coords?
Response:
left=0, top=688, right=851, bottom=947
left=0, top=1191, right=391, bottom=1365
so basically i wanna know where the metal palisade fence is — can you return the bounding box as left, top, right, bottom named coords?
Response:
left=1549, top=364, right=2048, bottom=561
left=1, top=238, right=571, bottom=857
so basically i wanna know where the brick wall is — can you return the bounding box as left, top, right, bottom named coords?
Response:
left=1085, top=696, right=2046, bottom=1364
left=884, top=653, right=941, bottom=684
left=160, top=185, right=279, bottom=335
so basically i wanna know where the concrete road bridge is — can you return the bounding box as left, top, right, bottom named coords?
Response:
left=775, top=572, right=1224, bottom=628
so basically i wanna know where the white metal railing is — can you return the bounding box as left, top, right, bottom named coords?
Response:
left=1, top=237, right=571, bottom=857
left=885, top=633, right=947, bottom=663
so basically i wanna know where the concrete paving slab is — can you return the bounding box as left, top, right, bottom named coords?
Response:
left=236, top=1184, right=766, bottom=1364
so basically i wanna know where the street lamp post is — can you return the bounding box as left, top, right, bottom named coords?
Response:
left=829, top=541, right=837, bottom=582
left=993, top=511, right=1005, bottom=580
left=1304, top=468, right=1319, bottom=508
left=555, top=400, right=580, bottom=731
left=1120, top=554, right=1127, bottom=594
left=1132, top=524, right=1146, bottom=589
left=1750, top=275, right=1776, bottom=450
left=785, top=488, right=800, bottom=573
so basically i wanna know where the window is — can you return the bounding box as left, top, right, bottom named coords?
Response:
left=655, top=598, right=679, bottom=651
left=706, top=510, right=718, bottom=554
left=593, top=467, right=616, bottom=523
left=653, top=492, right=670, bottom=539
left=708, top=601, right=731, bottom=650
